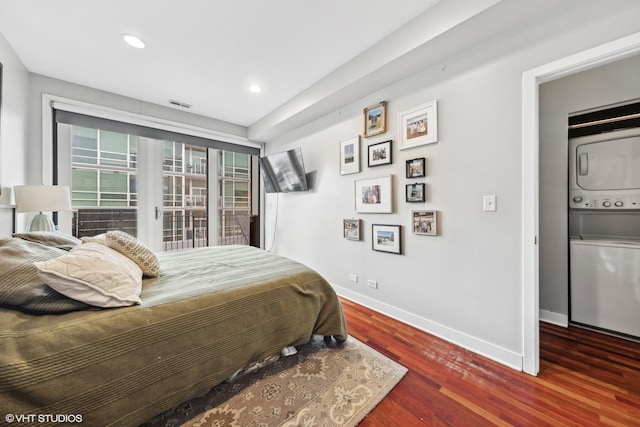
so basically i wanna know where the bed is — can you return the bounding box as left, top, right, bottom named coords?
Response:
left=0, top=229, right=347, bottom=426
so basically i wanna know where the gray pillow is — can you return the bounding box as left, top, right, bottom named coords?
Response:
left=0, top=237, right=91, bottom=313
left=13, top=232, right=82, bottom=251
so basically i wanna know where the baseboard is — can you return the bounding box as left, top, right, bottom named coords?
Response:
left=333, top=284, right=523, bottom=371
left=539, top=309, right=568, bottom=327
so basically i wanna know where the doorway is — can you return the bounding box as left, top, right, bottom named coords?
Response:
left=522, top=32, right=640, bottom=375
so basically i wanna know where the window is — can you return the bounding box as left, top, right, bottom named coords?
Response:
left=70, top=127, right=138, bottom=208
left=55, top=109, right=260, bottom=250
left=219, top=152, right=253, bottom=244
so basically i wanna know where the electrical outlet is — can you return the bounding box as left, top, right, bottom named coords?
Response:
left=367, top=279, right=378, bottom=289
left=348, top=273, right=358, bottom=283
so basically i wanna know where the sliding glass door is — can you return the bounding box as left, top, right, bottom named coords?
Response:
left=161, top=140, right=209, bottom=250
left=55, top=115, right=259, bottom=251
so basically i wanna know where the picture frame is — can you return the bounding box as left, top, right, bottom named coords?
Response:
left=355, top=175, right=393, bottom=213
left=372, top=224, right=402, bottom=254
left=343, top=219, right=361, bottom=240
left=363, top=101, right=387, bottom=138
left=340, top=135, right=360, bottom=175
left=412, top=210, right=437, bottom=236
left=406, top=158, right=425, bottom=178
left=405, top=183, right=425, bottom=203
left=398, top=100, right=438, bottom=150
left=367, top=140, right=392, bottom=167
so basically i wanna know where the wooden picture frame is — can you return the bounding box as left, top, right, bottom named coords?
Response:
left=406, top=158, right=425, bottom=178
left=340, top=135, right=360, bottom=175
left=363, top=101, right=387, bottom=138
left=343, top=219, right=360, bottom=240
left=368, top=140, right=392, bottom=167
left=372, top=224, right=402, bottom=254
left=412, top=210, right=437, bottom=236
left=355, top=175, right=393, bottom=213
left=405, top=183, right=425, bottom=203
left=398, top=100, right=438, bottom=150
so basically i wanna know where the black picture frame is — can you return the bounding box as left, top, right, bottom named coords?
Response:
left=372, top=224, right=402, bottom=254
left=406, top=157, right=425, bottom=178
left=368, top=140, right=392, bottom=167
left=405, top=183, right=425, bottom=203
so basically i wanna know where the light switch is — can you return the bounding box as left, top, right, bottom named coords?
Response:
left=483, top=195, right=497, bottom=212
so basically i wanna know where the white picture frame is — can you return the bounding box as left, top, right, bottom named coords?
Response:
left=340, top=135, right=360, bottom=175
left=412, top=210, right=437, bottom=236
left=398, top=100, right=438, bottom=150
left=343, top=219, right=361, bottom=240
left=355, top=175, right=393, bottom=213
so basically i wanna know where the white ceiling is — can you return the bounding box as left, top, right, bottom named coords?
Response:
left=0, top=0, right=573, bottom=140
left=0, top=1, right=439, bottom=122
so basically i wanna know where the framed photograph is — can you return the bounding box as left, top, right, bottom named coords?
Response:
left=412, top=210, right=437, bottom=236
left=398, top=100, right=438, bottom=150
left=363, top=101, right=387, bottom=138
left=340, top=135, right=360, bottom=175
left=368, top=140, right=392, bottom=167
left=372, top=224, right=402, bottom=254
left=406, top=158, right=425, bottom=178
left=343, top=219, right=360, bottom=240
left=355, top=175, right=393, bottom=213
left=405, top=183, right=425, bottom=203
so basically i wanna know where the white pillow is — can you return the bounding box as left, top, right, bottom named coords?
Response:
left=81, top=233, right=107, bottom=245
left=34, top=242, right=143, bottom=308
left=106, top=230, right=160, bottom=278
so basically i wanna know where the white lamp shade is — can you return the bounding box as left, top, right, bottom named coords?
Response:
left=14, top=185, right=72, bottom=213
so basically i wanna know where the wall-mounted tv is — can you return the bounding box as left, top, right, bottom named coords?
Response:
left=259, top=147, right=309, bottom=193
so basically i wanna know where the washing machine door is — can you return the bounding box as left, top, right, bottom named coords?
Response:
left=570, top=239, right=640, bottom=338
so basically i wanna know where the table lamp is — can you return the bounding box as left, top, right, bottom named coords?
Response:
left=14, top=185, right=72, bottom=232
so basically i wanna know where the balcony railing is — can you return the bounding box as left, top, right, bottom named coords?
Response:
left=73, top=208, right=137, bottom=239
left=163, top=210, right=208, bottom=251
left=72, top=208, right=256, bottom=251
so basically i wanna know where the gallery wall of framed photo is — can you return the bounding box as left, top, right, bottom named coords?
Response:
left=340, top=99, right=440, bottom=255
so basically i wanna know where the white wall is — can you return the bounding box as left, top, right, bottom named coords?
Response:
left=0, top=31, right=29, bottom=208
left=263, top=5, right=640, bottom=368
left=538, top=54, right=640, bottom=323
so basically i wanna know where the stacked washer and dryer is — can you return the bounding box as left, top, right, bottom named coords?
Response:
left=569, top=126, right=640, bottom=340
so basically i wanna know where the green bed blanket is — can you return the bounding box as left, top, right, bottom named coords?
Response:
left=0, top=245, right=347, bottom=426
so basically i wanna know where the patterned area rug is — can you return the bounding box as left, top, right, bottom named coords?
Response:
left=141, top=335, right=407, bottom=427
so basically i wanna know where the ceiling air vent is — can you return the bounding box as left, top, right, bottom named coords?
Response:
left=169, top=99, right=192, bottom=109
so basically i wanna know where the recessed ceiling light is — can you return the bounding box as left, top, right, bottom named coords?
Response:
left=122, top=34, right=146, bottom=49
left=248, top=84, right=262, bottom=93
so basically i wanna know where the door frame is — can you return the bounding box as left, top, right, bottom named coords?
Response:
left=521, top=31, right=640, bottom=375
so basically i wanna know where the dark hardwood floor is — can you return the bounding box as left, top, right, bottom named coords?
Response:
left=340, top=297, right=640, bottom=426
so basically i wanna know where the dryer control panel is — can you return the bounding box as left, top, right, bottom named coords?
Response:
left=570, top=190, right=640, bottom=209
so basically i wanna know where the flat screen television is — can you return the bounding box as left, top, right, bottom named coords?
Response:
left=259, top=147, right=309, bottom=193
